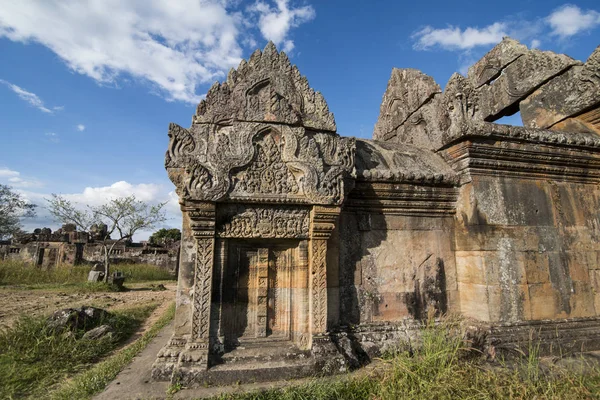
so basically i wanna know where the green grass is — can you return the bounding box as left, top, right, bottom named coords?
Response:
left=0, top=302, right=159, bottom=400
left=0, top=260, right=175, bottom=287
left=50, top=302, right=175, bottom=400
left=214, top=320, right=600, bottom=400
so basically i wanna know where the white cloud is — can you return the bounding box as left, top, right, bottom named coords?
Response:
left=0, top=167, right=43, bottom=188
left=547, top=5, right=600, bottom=38
left=53, top=181, right=181, bottom=240
left=249, top=0, right=315, bottom=53
left=44, top=132, right=59, bottom=143
left=0, top=79, right=61, bottom=113
left=64, top=181, right=165, bottom=206
left=530, top=39, right=541, bottom=48
left=14, top=180, right=181, bottom=241
left=0, top=1, right=314, bottom=104
left=0, top=167, right=20, bottom=178
left=412, top=22, right=507, bottom=50
left=77, top=124, right=86, bottom=132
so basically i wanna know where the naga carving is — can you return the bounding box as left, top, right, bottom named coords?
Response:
left=166, top=122, right=354, bottom=204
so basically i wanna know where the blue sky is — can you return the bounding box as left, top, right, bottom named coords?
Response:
left=0, top=0, right=599, bottom=239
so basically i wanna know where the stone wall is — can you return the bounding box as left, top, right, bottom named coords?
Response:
left=452, top=175, right=600, bottom=323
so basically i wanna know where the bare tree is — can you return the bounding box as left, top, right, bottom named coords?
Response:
left=0, top=184, right=36, bottom=240
left=47, top=194, right=167, bottom=281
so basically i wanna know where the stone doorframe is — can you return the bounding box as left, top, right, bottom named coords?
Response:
left=179, top=201, right=340, bottom=371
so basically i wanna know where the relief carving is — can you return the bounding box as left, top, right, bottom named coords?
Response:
left=311, top=239, right=327, bottom=333
left=217, top=205, right=310, bottom=239
left=167, top=123, right=354, bottom=204
left=192, top=237, right=214, bottom=340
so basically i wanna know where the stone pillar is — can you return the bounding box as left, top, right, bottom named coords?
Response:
left=177, top=202, right=216, bottom=374
left=309, top=205, right=342, bottom=364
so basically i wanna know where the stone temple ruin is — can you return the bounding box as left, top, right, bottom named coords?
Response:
left=153, top=38, right=600, bottom=384
left=0, top=224, right=179, bottom=272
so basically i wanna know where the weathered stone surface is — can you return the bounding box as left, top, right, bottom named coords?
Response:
left=87, top=270, right=103, bottom=282
left=354, top=139, right=458, bottom=184
left=475, top=47, right=580, bottom=121
left=194, top=41, right=336, bottom=132
left=82, top=324, right=113, bottom=340
left=1, top=225, right=179, bottom=272
left=166, top=124, right=355, bottom=204
left=372, top=38, right=592, bottom=151
left=47, top=306, right=110, bottom=333
left=520, top=45, right=600, bottom=131
left=373, top=68, right=442, bottom=145
left=467, top=37, right=528, bottom=88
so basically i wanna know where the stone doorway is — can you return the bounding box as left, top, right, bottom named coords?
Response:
left=221, top=240, right=302, bottom=349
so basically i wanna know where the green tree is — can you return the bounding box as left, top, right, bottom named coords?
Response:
left=149, top=228, right=181, bottom=245
left=46, top=194, right=167, bottom=281
left=0, top=184, right=36, bottom=240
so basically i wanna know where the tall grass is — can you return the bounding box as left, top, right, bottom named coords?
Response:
left=0, top=260, right=175, bottom=286
left=51, top=303, right=176, bottom=400
left=216, top=319, right=600, bottom=400
left=0, top=303, right=158, bottom=400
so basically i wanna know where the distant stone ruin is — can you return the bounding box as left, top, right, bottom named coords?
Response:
left=153, top=39, right=600, bottom=385
left=0, top=224, right=179, bottom=273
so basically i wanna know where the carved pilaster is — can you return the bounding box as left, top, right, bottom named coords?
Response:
left=184, top=202, right=216, bottom=370
left=256, top=248, right=269, bottom=337
left=309, top=206, right=340, bottom=336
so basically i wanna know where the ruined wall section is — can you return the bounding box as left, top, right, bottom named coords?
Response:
left=338, top=139, right=460, bottom=326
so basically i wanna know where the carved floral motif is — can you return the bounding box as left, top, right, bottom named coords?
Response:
left=217, top=205, right=310, bottom=239
left=166, top=123, right=354, bottom=204
left=311, top=239, right=327, bottom=333
left=192, top=237, right=214, bottom=340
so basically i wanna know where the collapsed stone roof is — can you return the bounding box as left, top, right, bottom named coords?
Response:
left=355, top=139, right=458, bottom=185
left=373, top=37, right=600, bottom=151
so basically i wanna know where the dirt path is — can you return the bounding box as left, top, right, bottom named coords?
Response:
left=0, top=282, right=177, bottom=329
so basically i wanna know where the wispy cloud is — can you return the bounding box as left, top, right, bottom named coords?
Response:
left=547, top=4, right=600, bottom=38
left=412, top=4, right=600, bottom=51
left=0, top=79, right=62, bottom=113
left=0, top=167, right=43, bottom=188
left=248, top=0, right=316, bottom=53
left=44, top=132, right=59, bottom=143
left=0, top=167, right=20, bottom=178
left=0, top=1, right=315, bottom=104
left=412, top=22, right=507, bottom=51
left=76, top=124, right=85, bottom=132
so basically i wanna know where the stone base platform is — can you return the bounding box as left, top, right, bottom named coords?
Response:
left=153, top=336, right=348, bottom=387
left=483, top=317, right=600, bottom=357
left=176, top=340, right=315, bottom=386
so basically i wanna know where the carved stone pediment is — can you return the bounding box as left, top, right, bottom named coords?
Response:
left=165, top=42, right=355, bottom=205
left=194, top=42, right=336, bottom=132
